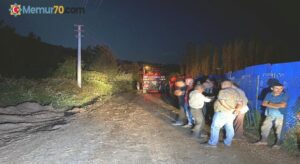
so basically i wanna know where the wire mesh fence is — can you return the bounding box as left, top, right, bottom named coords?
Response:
left=223, top=62, right=300, bottom=137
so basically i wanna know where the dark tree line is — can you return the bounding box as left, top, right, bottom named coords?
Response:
left=0, top=22, right=74, bottom=78
left=181, top=39, right=298, bottom=76
left=0, top=22, right=123, bottom=78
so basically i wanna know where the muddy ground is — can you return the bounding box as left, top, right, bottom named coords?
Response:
left=0, top=92, right=299, bottom=164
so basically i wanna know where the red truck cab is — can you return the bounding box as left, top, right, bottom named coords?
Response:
left=140, top=65, right=165, bottom=93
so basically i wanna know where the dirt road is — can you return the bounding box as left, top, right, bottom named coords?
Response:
left=0, top=93, right=298, bottom=164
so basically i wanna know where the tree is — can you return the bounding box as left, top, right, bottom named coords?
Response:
left=221, top=42, right=233, bottom=73
left=89, top=45, right=118, bottom=73
left=28, top=32, right=41, bottom=41
left=232, top=39, right=246, bottom=70
left=246, top=40, right=256, bottom=66
left=211, top=47, right=220, bottom=74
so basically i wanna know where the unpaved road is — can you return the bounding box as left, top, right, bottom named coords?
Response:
left=0, top=93, right=299, bottom=164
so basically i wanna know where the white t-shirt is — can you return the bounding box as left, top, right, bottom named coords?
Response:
left=189, top=90, right=212, bottom=109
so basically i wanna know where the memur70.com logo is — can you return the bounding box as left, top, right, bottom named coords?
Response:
left=9, top=3, right=85, bottom=17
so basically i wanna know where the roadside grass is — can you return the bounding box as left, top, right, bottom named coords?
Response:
left=0, top=71, right=135, bottom=110
left=281, top=124, right=300, bottom=154
left=245, top=110, right=300, bottom=154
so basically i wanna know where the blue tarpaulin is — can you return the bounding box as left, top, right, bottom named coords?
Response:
left=226, top=62, right=300, bottom=135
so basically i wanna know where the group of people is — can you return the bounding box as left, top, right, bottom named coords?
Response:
left=172, top=76, right=293, bottom=149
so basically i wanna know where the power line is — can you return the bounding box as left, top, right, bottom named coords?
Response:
left=80, top=0, right=86, bottom=8
left=84, top=31, right=99, bottom=45
left=96, top=0, right=104, bottom=10
left=83, top=0, right=89, bottom=9
left=85, top=27, right=108, bottom=46
left=85, top=24, right=101, bottom=36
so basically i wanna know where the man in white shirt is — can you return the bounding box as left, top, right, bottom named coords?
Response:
left=189, top=85, right=212, bottom=138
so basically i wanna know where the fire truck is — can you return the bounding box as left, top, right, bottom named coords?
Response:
left=139, top=65, right=165, bottom=93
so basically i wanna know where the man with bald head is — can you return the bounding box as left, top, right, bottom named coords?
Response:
left=203, top=80, right=242, bottom=148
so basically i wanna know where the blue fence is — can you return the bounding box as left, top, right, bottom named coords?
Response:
left=225, top=61, right=300, bottom=135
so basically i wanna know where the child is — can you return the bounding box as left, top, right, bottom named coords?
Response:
left=189, top=85, right=212, bottom=138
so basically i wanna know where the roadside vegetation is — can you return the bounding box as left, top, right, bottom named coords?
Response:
left=0, top=22, right=140, bottom=110
left=244, top=110, right=299, bottom=154
left=0, top=69, right=135, bottom=110
left=0, top=37, right=138, bottom=110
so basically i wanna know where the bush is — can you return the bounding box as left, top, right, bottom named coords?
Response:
left=281, top=121, right=300, bottom=154
left=111, top=73, right=135, bottom=92
left=86, top=45, right=118, bottom=74
left=245, top=110, right=300, bottom=154
left=282, top=127, right=299, bottom=154
left=52, top=57, right=77, bottom=79
left=0, top=78, right=47, bottom=106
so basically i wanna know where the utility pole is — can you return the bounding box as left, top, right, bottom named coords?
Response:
left=75, top=25, right=84, bottom=88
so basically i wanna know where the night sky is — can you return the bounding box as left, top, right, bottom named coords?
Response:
left=1, top=0, right=299, bottom=64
